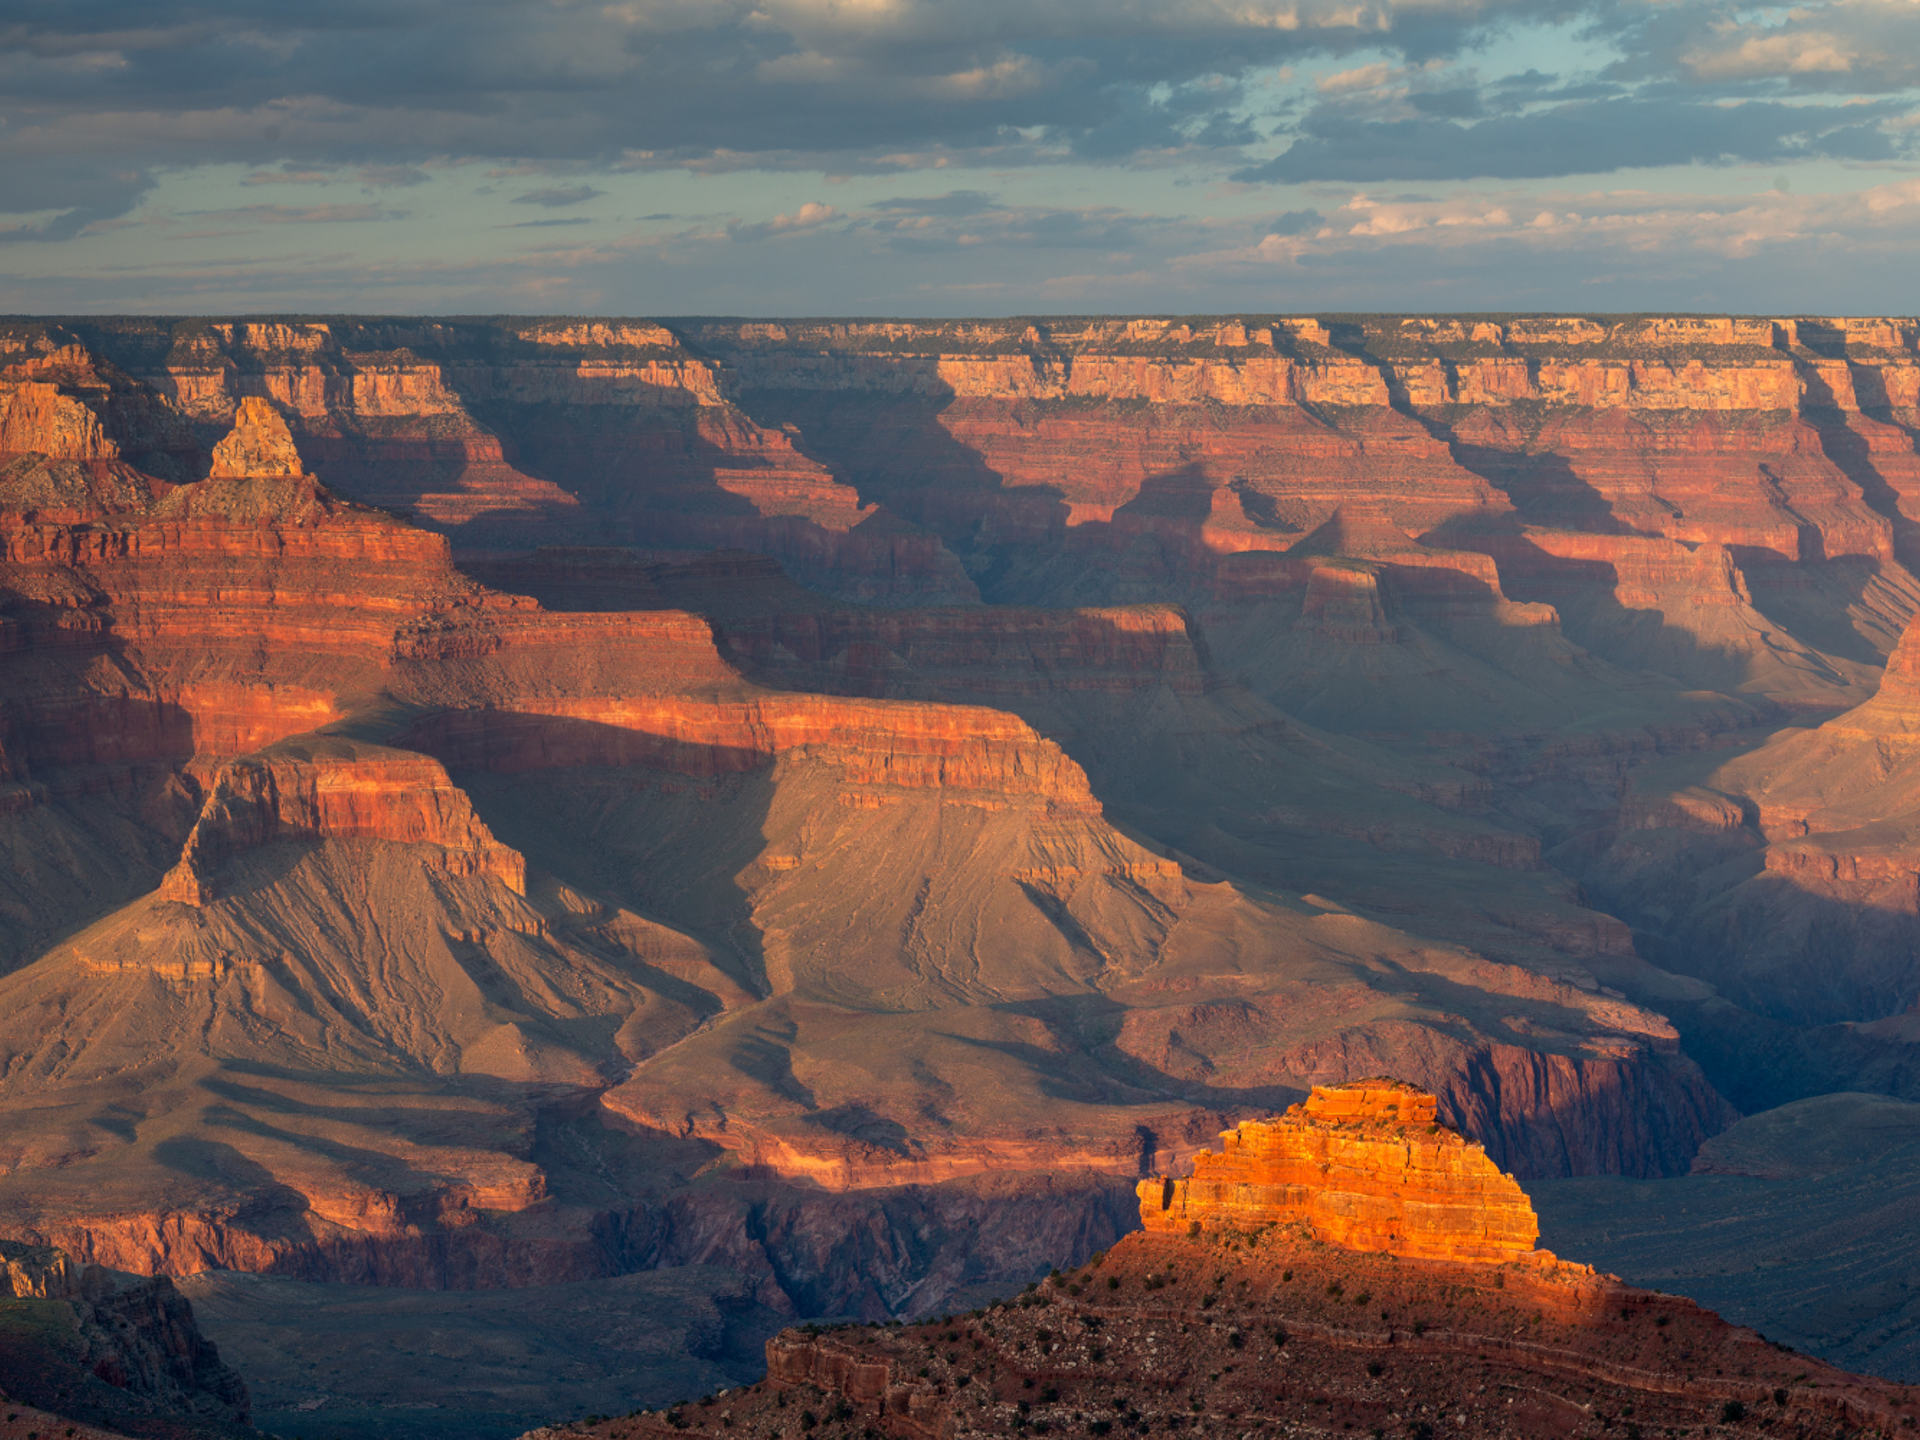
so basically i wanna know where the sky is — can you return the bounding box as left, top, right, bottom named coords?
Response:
left=3, top=0, right=1919, bottom=316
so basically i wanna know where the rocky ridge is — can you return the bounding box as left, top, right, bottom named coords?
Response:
left=571, top=1082, right=1917, bottom=1440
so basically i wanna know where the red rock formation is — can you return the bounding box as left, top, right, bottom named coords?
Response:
left=96, top=317, right=977, bottom=602
left=206, top=395, right=303, bottom=478
left=156, top=738, right=525, bottom=905
left=1137, top=1080, right=1542, bottom=1263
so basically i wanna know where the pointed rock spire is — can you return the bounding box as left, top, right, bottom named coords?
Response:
left=208, top=396, right=304, bottom=479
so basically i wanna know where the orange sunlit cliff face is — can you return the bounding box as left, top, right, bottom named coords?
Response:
left=1, top=313, right=1918, bottom=1340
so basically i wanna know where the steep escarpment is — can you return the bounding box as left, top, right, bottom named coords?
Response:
left=0, top=382, right=1735, bottom=1318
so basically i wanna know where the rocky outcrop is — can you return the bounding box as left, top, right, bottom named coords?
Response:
left=156, top=739, right=526, bottom=905
left=401, top=692, right=1100, bottom=805
left=31, top=311, right=1920, bottom=1361
left=0, top=1238, right=249, bottom=1425
left=588, top=1224, right=1917, bottom=1440
left=206, top=396, right=302, bottom=479
left=1137, top=1080, right=1542, bottom=1263
left=1582, top=609, right=1920, bottom=1027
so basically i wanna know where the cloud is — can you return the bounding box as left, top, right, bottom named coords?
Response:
left=1319, top=62, right=1398, bottom=94
left=513, top=185, right=605, bottom=207
left=0, top=0, right=1568, bottom=207
left=6, top=0, right=1920, bottom=306
left=1240, top=97, right=1908, bottom=182
left=1674, top=0, right=1920, bottom=90
left=1187, top=178, right=1920, bottom=270
left=727, top=200, right=841, bottom=241
left=191, top=203, right=404, bottom=224
left=869, top=191, right=1000, bottom=216
left=12, top=178, right=1920, bottom=318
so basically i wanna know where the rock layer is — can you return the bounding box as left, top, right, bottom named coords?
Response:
left=1137, top=1080, right=1541, bottom=1263
left=19, top=311, right=1920, bottom=1333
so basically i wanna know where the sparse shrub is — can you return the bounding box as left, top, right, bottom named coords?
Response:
left=1773, top=1389, right=1788, bottom=1406
left=1352, top=1291, right=1370, bottom=1306
left=1366, top=1362, right=1383, bottom=1377
left=799, top=1410, right=818, bottom=1431
left=1227, top=1330, right=1244, bottom=1350
left=1271, top=1327, right=1289, bottom=1348
left=1326, top=1282, right=1344, bottom=1298
left=1108, top=1276, right=1121, bottom=1291
left=1188, top=1221, right=1201, bottom=1238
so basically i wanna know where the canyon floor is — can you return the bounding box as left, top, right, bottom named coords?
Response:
left=6, top=313, right=1920, bottom=1429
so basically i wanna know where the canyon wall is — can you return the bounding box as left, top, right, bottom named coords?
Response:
left=8, top=312, right=1920, bottom=1325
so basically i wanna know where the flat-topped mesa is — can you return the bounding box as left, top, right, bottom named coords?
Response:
left=1136, top=1078, right=1544, bottom=1265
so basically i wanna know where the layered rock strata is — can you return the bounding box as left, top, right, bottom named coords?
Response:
left=1137, top=1080, right=1541, bottom=1263
left=21, top=312, right=1920, bottom=1329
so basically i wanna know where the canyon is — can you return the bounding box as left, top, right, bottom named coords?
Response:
left=4, top=313, right=1920, bottom=1430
